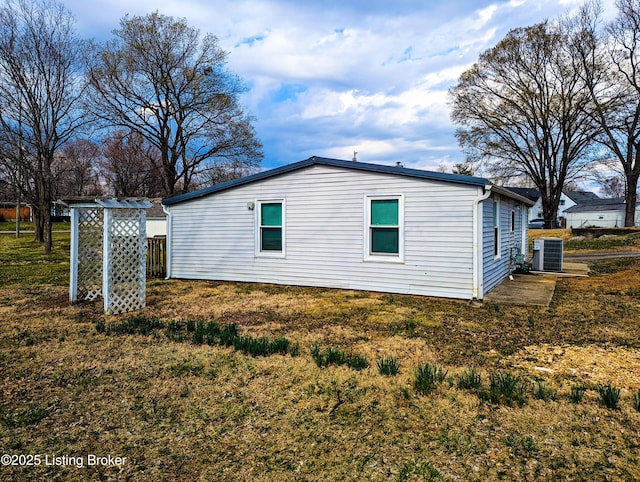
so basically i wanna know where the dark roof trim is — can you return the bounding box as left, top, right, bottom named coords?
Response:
left=163, top=156, right=529, bottom=206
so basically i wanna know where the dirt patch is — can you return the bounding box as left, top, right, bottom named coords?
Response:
left=508, top=344, right=640, bottom=389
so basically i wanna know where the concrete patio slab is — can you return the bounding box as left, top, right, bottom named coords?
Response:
left=484, top=272, right=558, bottom=307
left=483, top=262, right=589, bottom=306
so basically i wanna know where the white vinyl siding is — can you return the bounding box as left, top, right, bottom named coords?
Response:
left=483, top=194, right=523, bottom=293
left=168, top=165, right=479, bottom=299
left=493, top=198, right=500, bottom=258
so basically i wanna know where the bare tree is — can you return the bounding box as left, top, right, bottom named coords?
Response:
left=600, top=174, right=627, bottom=198
left=99, top=130, right=163, bottom=197
left=449, top=22, right=600, bottom=228
left=87, top=12, right=262, bottom=197
left=54, top=139, right=102, bottom=198
left=196, top=158, right=261, bottom=187
left=571, top=0, right=640, bottom=226
left=0, top=0, right=87, bottom=252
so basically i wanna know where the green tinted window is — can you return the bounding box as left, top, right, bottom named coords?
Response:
left=371, top=199, right=398, bottom=226
left=261, top=203, right=282, bottom=226
left=371, top=228, right=399, bottom=254
left=261, top=227, right=282, bottom=251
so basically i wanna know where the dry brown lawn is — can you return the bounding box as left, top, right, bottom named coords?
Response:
left=1, top=245, right=640, bottom=480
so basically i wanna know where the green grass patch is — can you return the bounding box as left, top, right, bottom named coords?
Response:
left=588, top=258, right=640, bottom=276
left=533, top=380, right=557, bottom=401
left=565, top=232, right=640, bottom=251
left=376, top=356, right=400, bottom=376
left=597, top=384, right=621, bottom=410
left=457, top=368, right=482, bottom=390
left=310, top=344, right=369, bottom=370
left=0, top=232, right=70, bottom=287
left=98, top=316, right=297, bottom=358
left=633, top=389, right=640, bottom=412
left=414, top=363, right=448, bottom=395
left=397, top=459, right=446, bottom=481
left=480, top=371, right=527, bottom=407
left=569, top=385, right=587, bottom=404
left=0, top=403, right=50, bottom=428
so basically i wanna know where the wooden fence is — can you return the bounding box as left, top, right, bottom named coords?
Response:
left=147, top=237, right=166, bottom=278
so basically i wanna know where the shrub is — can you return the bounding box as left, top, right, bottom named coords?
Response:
left=533, top=381, right=557, bottom=401
left=377, top=357, right=400, bottom=376
left=457, top=368, right=482, bottom=390
left=597, top=384, right=621, bottom=410
left=569, top=385, right=587, bottom=404
left=414, top=363, right=447, bottom=395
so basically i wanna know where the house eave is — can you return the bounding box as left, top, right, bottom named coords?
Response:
left=163, top=156, right=522, bottom=206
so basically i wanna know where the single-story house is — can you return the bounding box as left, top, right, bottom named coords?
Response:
left=162, top=156, right=534, bottom=300
left=565, top=198, right=640, bottom=228
left=505, top=187, right=599, bottom=225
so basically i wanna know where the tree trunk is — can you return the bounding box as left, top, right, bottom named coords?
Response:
left=624, top=173, right=638, bottom=227
left=541, top=193, right=559, bottom=230
left=43, top=207, right=52, bottom=253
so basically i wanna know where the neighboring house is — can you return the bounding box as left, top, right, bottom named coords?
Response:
left=162, top=156, right=533, bottom=301
left=565, top=198, right=640, bottom=228
left=504, top=188, right=599, bottom=225
left=146, top=198, right=167, bottom=238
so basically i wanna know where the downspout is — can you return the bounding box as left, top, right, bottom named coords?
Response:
left=472, top=185, right=493, bottom=300
left=162, top=204, right=172, bottom=279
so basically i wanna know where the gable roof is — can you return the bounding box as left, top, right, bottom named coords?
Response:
left=163, top=156, right=534, bottom=206
left=503, top=187, right=540, bottom=202
left=565, top=191, right=600, bottom=204
left=564, top=198, right=628, bottom=213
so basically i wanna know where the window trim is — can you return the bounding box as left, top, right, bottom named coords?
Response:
left=255, top=198, right=285, bottom=258
left=364, top=194, right=404, bottom=263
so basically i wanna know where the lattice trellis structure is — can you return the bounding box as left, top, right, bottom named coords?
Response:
left=68, top=199, right=152, bottom=314
left=103, top=207, right=147, bottom=314
left=76, top=207, right=104, bottom=300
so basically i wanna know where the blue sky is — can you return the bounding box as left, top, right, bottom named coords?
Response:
left=65, top=0, right=612, bottom=171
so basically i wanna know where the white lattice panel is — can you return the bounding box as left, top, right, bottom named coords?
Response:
left=104, top=208, right=147, bottom=314
left=77, top=207, right=103, bottom=301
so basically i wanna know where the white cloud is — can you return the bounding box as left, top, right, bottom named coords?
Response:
left=65, top=0, right=595, bottom=170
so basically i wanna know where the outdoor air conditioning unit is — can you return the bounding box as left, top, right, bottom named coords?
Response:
left=532, top=238, right=563, bottom=272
